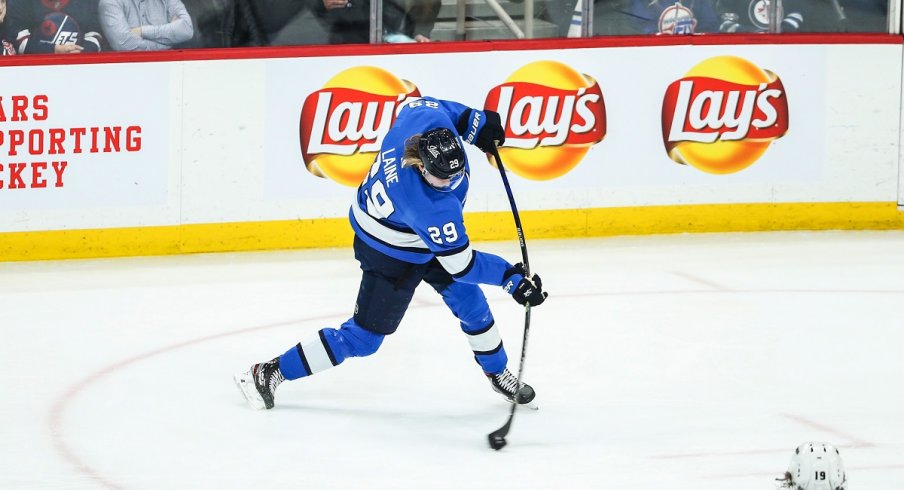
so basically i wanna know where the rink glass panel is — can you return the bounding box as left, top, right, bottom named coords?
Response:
left=87, top=0, right=902, bottom=51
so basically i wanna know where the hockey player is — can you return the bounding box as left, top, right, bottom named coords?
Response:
left=235, top=97, right=548, bottom=410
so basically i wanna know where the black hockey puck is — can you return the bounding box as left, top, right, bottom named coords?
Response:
left=488, top=433, right=507, bottom=450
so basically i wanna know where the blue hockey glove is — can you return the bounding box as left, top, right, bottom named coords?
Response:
left=502, top=263, right=547, bottom=307
left=457, top=109, right=506, bottom=153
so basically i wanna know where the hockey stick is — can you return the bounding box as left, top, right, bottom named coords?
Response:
left=487, top=146, right=531, bottom=451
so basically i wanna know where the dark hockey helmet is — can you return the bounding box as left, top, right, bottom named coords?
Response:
left=418, top=128, right=465, bottom=179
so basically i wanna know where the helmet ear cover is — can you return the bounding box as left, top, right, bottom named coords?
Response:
left=417, top=128, right=465, bottom=179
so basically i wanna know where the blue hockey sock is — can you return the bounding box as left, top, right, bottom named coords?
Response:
left=439, top=282, right=509, bottom=374
left=279, top=319, right=384, bottom=380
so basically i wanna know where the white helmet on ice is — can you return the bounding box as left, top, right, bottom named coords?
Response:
left=782, top=442, right=847, bottom=490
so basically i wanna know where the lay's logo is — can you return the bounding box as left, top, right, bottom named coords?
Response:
left=485, top=60, right=606, bottom=180
left=299, top=66, right=420, bottom=187
left=662, top=56, right=789, bottom=174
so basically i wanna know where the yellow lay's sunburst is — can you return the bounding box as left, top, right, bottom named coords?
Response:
left=299, top=66, right=420, bottom=187
left=662, top=56, right=789, bottom=174
left=484, top=60, right=606, bottom=180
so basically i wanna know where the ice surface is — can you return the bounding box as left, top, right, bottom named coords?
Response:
left=1, top=231, right=902, bottom=489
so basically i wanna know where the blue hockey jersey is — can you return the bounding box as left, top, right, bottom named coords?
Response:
left=349, top=97, right=513, bottom=287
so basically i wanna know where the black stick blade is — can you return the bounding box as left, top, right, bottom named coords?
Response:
left=488, top=416, right=512, bottom=450
left=488, top=432, right=507, bottom=450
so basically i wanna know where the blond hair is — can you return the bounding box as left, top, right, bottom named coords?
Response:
left=401, top=134, right=423, bottom=168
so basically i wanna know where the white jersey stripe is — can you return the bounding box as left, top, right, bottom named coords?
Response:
left=351, top=204, right=428, bottom=250
left=466, top=324, right=502, bottom=353
left=437, top=247, right=474, bottom=275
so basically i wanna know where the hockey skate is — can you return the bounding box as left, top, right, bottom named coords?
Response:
left=234, top=357, right=284, bottom=410
left=487, top=368, right=537, bottom=408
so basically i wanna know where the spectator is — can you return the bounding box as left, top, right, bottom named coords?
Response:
left=1, top=0, right=16, bottom=55
left=840, top=0, right=887, bottom=31
left=6, top=0, right=105, bottom=54
left=797, top=0, right=887, bottom=32
left=235, top=0, right=322, bottom=47
left=384, top=0, right=440, bottom=42
left=229, top=0, right=438, bottom=47
left=716, top=0, right=805, bottom=32
left=315, top=0, right=439, bottom=44
left=596, top=0, right=722, bottom=35
left=534, top=0, right=585, bottom=37
left=99, top=0, right=194, bottom=51
left=180, top=0, right=231, bottom=47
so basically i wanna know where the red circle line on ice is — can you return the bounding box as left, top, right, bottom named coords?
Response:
left=47, top=289, right=897, bottom=488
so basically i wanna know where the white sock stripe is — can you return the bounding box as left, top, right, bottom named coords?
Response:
left=300, top=336, right=334, bottom=374
left=466, top=324, right=502, bottom=352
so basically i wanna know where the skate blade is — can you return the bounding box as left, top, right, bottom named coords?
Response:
left=519, top=400, right=539, bottom=411
left=233, top=372, right=266, bottom=410
left=506, top=398, right=539, bottom=410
